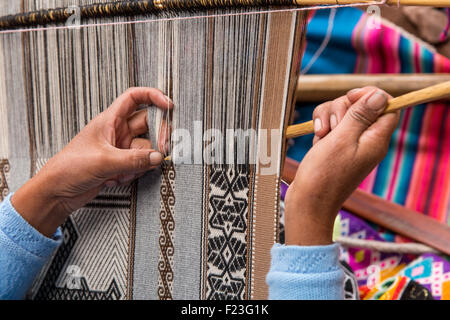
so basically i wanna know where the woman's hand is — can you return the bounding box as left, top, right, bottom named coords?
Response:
left=12, top=87, right=173, bottom=237
left=284, top=87, right=400, bottom=246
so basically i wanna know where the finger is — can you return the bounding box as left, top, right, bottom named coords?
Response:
left=112, top=139, right=153, bottom=184
left=313, top=135, right=321, bottom=145
left=131, top=138, right=153, bottom=150
left=109, top=87, right=174, bottom=119
left=128, top=109, right=149, bottom=138
left=104, top=147, right=164, bottom=176
left=359, top=110, right=401, bottom=160
left=312, top=101, right=332, bottom=139
left=336, top=89, right=389, bottom=141
left=329, top=96, right=352, bottom=130
left=347, top=86, right=379, bottom=104
left=158, top=121, right=172, bottom=154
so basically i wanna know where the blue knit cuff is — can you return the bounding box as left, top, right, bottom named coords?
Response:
left=270, top=243, right=342, bottom=274
left=0, top=193, right=62, bottom=259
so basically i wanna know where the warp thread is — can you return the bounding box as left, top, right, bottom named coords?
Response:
left=0, top=0, right=388, bottom=35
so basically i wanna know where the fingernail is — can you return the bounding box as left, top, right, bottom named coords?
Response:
left=348, top=88, right=363, bottom=95
left=330, top=114, right=338, bottom=129
left=314, top=118, right=322, bottom=133
left=366, top=90, right=388, bottom=111
left=149, top=152, right=164, bottom=165
left=120, top=174, right=135, bottom=184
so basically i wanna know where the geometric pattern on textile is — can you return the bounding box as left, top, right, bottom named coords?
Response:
left=33, top=218, right=122, bottom=300
left=360, top=275, right=434, bottom=300
left=0, top=159, right=9, bottom=201
left=402, top=255, right=450, bottom=299
left=399, top=279, right=434, bottom=300
left=339, top=260, right=360, bottom=300
left=337, top=210, right=448, bottom=300
left=157, top=163, right=176, bottom=300
left=205, top=165, right=249, bottom=300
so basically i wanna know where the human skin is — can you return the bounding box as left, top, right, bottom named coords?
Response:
left=284, top=86, right=400, bottom=246
left=11, top=87, right=173, bottom=238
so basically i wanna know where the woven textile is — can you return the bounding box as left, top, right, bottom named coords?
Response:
left=0, top=1, right=307, bottom=300
left=336, top=210, right=449, bottom=300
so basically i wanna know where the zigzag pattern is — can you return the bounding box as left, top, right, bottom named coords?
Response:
left=157, top=163, right=176, bottom=300
left=0, top=159, right=9, bottom=201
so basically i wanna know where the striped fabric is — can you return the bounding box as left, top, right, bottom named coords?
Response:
left=289, top=8, right=450, bottom=224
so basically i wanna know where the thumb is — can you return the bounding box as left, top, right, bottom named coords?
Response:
left=105, top=148, right=164, bottom=176
left=337, top=89, right=388, bottom=141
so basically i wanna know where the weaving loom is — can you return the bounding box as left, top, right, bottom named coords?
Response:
left=1, top=0, right=448, bottom=301
left=0, top=0, right=308, bottom=300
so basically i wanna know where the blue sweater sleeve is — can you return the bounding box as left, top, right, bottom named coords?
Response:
left=266, top=243, right=345, bottom=300
left=0, top=194, right=62, bottom=300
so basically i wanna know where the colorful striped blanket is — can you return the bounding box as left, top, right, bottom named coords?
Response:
left=287, top=7, right=450, bottom=300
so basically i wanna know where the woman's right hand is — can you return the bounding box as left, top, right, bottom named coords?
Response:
left=12, top=87, right=173, bottom=237
left=284, top=87, right=400, bottom=246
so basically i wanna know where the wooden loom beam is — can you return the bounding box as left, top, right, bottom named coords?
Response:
left=296, top=0, right=450, bottom=6
left=0, top=0, right=449, bottom=30
left=296, top=74, right=450, bottom=102
left=282, top=157, right=450, bottom=256
left=287, top=80, right=450, bottom=139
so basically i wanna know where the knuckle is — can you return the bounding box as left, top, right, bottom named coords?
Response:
left=312, top=107, right=321, bottom=119
left=125, top=87, right=138, bottom=95
left=131, top=151, right=150, bottom=171
left=349, top=104, right=377, bottom=127
left=313, top=102, right=330, bottom=117
left=332, top=98, right=349, bottom=113
left=125, top=87, right=140, bottom=104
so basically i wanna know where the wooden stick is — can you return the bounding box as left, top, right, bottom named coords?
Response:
left=296, top=0, right=450, bottom=6
left=344, top=190, right=450, bottom=256
left=282, top=157, right=450, bottom=256
left=286, top=80, right=450, bottom=139
left=296, top=74, right=450, bottom=102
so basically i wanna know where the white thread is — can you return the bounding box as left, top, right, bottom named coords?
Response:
left=160, top=21, right=173, bottom=163
left=0, top=1, right=388, bottom=35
